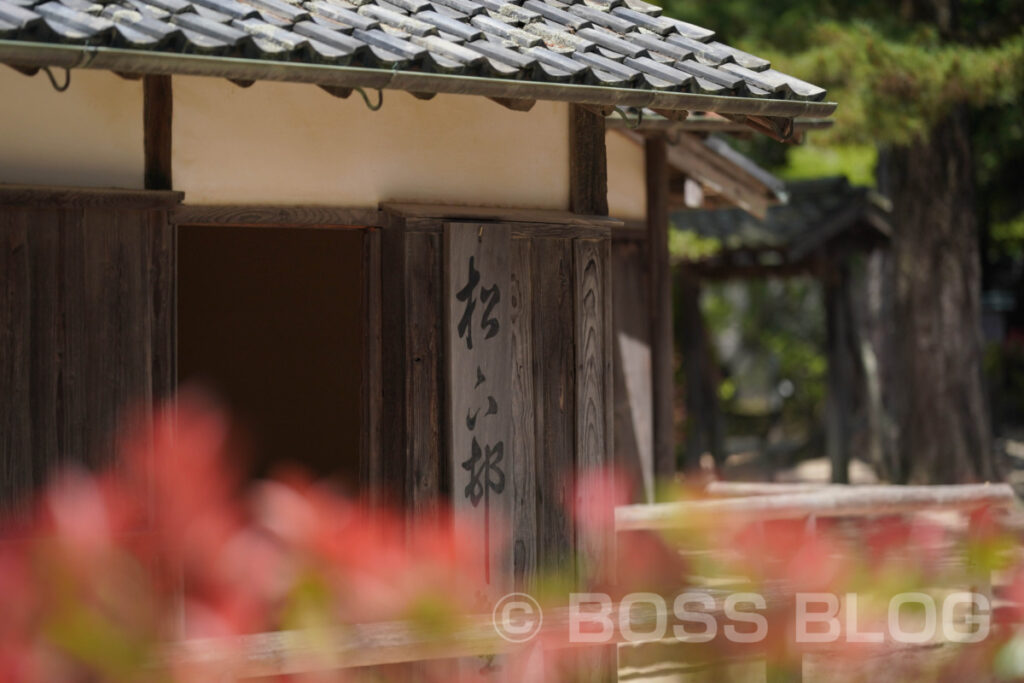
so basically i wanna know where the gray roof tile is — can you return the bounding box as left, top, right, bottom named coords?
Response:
left=0, top=0, right=830, bottom=108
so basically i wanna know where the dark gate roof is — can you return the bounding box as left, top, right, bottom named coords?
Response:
left=0, top=0, right=834, bottom=116
left=673, top=176, right=891, bottom=275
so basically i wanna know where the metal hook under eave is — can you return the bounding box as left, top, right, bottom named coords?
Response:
left=355, top=87, right=383, bottom=111
left=43, top=65, right=71, bottom=92
left=612, top=106, right=642, bottom=130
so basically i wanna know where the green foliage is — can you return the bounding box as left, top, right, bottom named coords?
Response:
left=661, top=0, right=1024, bottom=146
left=782, top=143, right=877, bottom=185
left=701, top=279, right=827, bottom=436
left=777, top=23, right=1024, bottom=145
left=993, top=212, right=1024, bottom=259
left=668, top=226, right=721, bottom=262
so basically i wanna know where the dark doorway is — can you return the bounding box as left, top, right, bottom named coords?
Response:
left=178, top=225, right=364, bottom=489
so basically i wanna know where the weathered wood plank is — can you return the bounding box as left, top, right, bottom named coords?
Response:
left=379, top=220, right=409, bottom=510
left=509, top=238, right=537, bottom=591
left=173, top=205, right=382, bottom=228
left=0, top=185, right=182, bottom=208
left=143, top=75, right=173, bottom=191
left=574, top=238, right=614, bottom=583
left=574, top=238, right=617, bottom=683
left=645, top=135, right=675, bottom=485
left=166, top=593, right=789, bottom=677
left=404, top=230, right=447, bottom=518
left=445, top=222, right=513, bottom=593
left=384, top=203, right=619, bottom=230
left=0, top=208, right=33, bottom=508
left=361, top=229, right=383, bottom=507
left=150, top=211, right=176, bottom=404
left=569, top=105, right=609, bottom=216
left=616, top=484, right=1017, bottom=532
left=27, top=207, right=62, bottom=483
left=531, top=238, right=576, bottom=575
left=0, top=199, right=175, bottom=510
left=401, top=219, right=613, bottom=240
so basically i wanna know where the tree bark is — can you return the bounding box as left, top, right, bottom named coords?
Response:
left=885, top=107, right=996, bottom=483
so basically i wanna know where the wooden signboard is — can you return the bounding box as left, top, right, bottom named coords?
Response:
left=445, top=223, right=513, bottom=599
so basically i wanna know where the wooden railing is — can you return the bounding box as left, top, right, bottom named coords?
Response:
left=166, top=483, right=1017, bottom=679
left=616, top=483, right=1015, bottom=532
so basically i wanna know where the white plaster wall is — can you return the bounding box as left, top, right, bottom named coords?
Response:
left=606, top=129, right=646, bottom=222
left=0, top=68, right=144, bottom=188
left=173, top=76, right=570, bottom=209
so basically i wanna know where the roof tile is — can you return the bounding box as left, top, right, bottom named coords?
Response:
left=0, top=0, right=829, bottom=111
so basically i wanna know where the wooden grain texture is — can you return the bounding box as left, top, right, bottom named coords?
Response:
left=616, top=484, right=1016, bottom=532
left=361, top=229, right=383, bottom=507
left=508, top=238, right=537, bottom=591
left=573, top=239, right=614, bottom=583
left=383, top=203, right=619, bottom=229
left=379, top=218, right=409, bottom=510
left=531, top=238, right=576, bottom=575
left=611, top=241, right=654, bottom=504
left=573, top=238, right=617, bottom=683
left=0, top=185, right=182, bottom=208
left=144, top=75, right=173, bottom=191
left=569, top=105, right=609, bottom=217
left=404, top=230, right=447, bottom=518
left=403, top=218, right=613, bottom=240
left=445, top=222, right=513, bottom=594
left=645, top=135, right=675, bottom=485
left=173, top=205, right=382, bottom=228
left=0, top=208, right=33, bottom=506
left=149, top=211, right=176, bottom=404
left=0, top=198, right=177, bottom=509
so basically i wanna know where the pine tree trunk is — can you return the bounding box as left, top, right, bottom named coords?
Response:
left=886, top=107, right=996, bottom=483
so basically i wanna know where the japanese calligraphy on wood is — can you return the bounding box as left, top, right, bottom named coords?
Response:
left=445, top=223, right=513, bottom=595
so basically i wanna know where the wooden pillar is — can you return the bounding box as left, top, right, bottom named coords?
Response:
left=645, top=135, right=675, bottom=484
left=569, top=105, right=608, bottom=217
left=569, top=104, right=617, bottom=682
left=679, top=269, right=704, bottom=471
left=825, top=259, right=853, bottom=484
left=143, top=75, right=173, bottom=191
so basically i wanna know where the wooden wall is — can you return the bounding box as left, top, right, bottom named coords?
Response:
left=0, top=186, right=180, bottom=509
left=375, top=208, right=615, bottom=586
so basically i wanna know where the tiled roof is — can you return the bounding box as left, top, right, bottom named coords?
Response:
left=0, top=0, right=833, bottom=114
left=674, top=177, right=890, bottom=269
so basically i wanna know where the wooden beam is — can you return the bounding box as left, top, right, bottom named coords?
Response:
left=645, top=135, right=675, bottom=485
left=616, top=484, right=1016, bottom=532
left=488, top=96, right=536, bottom=112
left=143, top=75, right=173, bottom=191
left=381, top=202, right=619, bottom=229
left=569, top=104, right=609, bottom=217
left=173, top=205, right=382, bottom=227
left=0, top=184, right=182, bottom=208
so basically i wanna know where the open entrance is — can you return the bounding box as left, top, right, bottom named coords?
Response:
left=178, top=225, right=365, bottom=490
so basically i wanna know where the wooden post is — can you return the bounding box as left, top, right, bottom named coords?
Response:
left=679, top=269, right=705, bottom=471
left=143, top=75, right=173, bottom=191
left=569, top=105, right=608, bottom=217
left=568, top=104, right=616, bottom=683
left=825, top=259, right=852, bottom=484
left=645, top=135, right=675, bottom=484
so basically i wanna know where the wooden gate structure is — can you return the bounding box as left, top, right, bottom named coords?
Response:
left=0, top=3, right=835, bottom=677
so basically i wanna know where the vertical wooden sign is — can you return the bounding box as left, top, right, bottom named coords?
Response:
left=445, top=223, right=513, bottom=599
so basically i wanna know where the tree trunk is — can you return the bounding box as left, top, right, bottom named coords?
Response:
left=885, top=107, right=996, bottom=483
